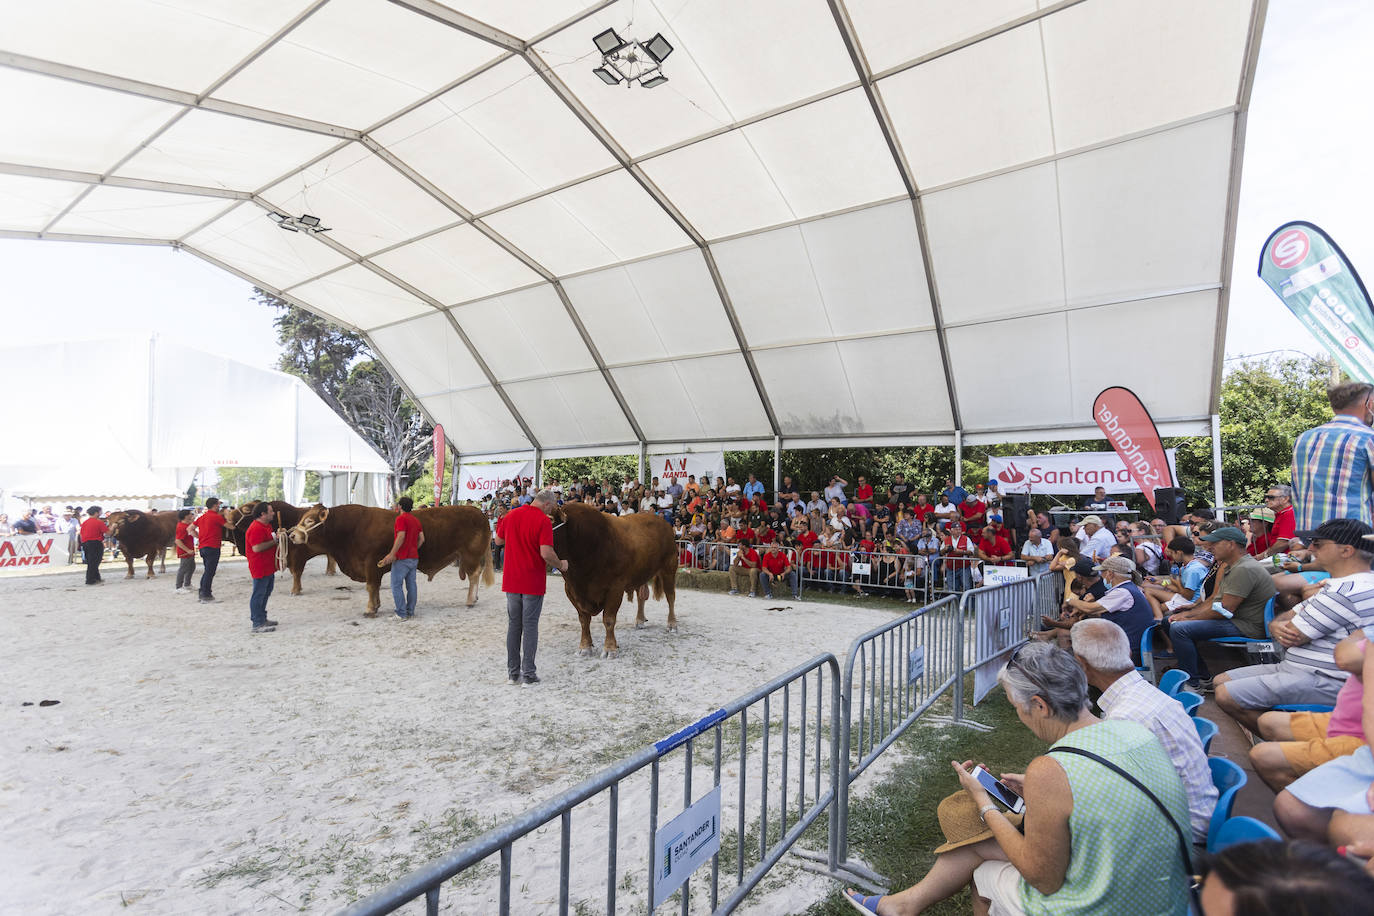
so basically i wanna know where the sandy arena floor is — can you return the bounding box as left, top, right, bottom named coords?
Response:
left=0, top=558, right=902, bottom=914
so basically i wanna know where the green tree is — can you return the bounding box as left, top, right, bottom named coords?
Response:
left=338, top=359, right=431, bottom=499
left=542, top=454, right=639, bottom=486
left=253, top=288, right=364, bottom=415
left=211, top=467, right=284, bottom=505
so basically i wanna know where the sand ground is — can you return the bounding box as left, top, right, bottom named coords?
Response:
left=0, top=557, right=905, bottom=914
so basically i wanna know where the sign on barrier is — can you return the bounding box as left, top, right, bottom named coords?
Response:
left=653, top=786, right=722, bottom=910
left=982, top=565, right=1027, bottom=588
left=971, top=579, right=1036, bottom=705
left=907, top=647, right=925, bottom=683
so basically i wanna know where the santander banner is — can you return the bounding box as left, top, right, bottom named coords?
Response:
left=648, top=451, right=726, bottom=486
left=989, top=450, right=1177, bottom=497
left=1092, top=387, right=1175, bottom=509
left=432, top=425, right=446, bottom=506
left=457, top=460, right=535, bottom=498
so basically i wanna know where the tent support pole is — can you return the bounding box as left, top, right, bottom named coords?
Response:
left=954, top=430, right=963, bottom=488
left=638, top=442, right=646, bottom=487
left=1211, top=414, right=1223, bottom=509
left=535, top=449, right=543, bottom=488
left=773, top=436, right=781, bottom=495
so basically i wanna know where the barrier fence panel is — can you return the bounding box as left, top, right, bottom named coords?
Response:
left=338, top=655, right=840, bottom=916
left=829, top=594, right=963, bottom=872
left=962, top=574, right=1053, bottom=705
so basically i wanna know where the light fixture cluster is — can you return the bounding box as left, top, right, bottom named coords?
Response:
left=267, top=211, right=330, bottom=234
left=591, top=27, right=673, bottom=88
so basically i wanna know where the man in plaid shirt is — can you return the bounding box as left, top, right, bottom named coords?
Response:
left=1071, top=619, right=1217, bottom=843
left=1292, top=381, right=1374, bottom=529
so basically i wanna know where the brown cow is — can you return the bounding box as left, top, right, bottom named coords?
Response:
left=106, top=510, right=179, bottom=579
left=288, top=503, right=494, bottom=616
left=224, top=501, right=337, bottom=595
left=551, top=503, right=678, bottom=658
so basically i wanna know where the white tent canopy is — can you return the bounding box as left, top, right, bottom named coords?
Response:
left=0, top=337, right=391, bottom=503
left=0, top=1, right=1264, bottom=460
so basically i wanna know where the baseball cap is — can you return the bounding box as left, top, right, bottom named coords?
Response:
left=1093, top=555, right=1137, bottom=577
left=1080, top=515, right=1103, bottom=527
left=1296, top=518, right=1374, bottom=548
left=1201, top=526, right=1246, bottom=545
left=986, top=479, right=998, bottom=487
left=1071, top=557, right=1097, bottom=577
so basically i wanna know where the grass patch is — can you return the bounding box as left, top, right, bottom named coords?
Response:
left=802, top=682, right=1045, bottom=916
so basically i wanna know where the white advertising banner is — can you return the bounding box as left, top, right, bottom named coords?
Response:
left=0, top=533, right=68, bottom=570
left=457, top=460, right=535, bottom=499
left=988, top=450, right=1178, bottom=496
left=647, top=451, right=726, bottom=487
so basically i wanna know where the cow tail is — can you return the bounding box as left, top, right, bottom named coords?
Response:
left=481, top=540, right=496, bottom=587
left=652, top=577, right=664, bottom=601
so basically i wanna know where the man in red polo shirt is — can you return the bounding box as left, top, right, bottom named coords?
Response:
left=976, top=524, right=1014, bottom=565
left=758, top=542, right=798, bottom=600
left=1255, top=484, right=1297, bottom=560
left=244, top=501, right=281, bottom=633
left=79, top=506, right=108, bottom=585
left=493, top=490, right=568, bottom=686
left=378, top=496, right=425, bottom=620
left=729, top=542, right=761, bottom=597
left=195, top=497, right=227, bottom=604
left=173, top=508, right=196, bottom=594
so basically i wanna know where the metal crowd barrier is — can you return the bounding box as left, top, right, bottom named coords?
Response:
left=339, top=655, right=840, bottom=916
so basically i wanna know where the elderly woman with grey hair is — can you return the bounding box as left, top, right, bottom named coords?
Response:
left=845, top=641, right=1192, bottom=916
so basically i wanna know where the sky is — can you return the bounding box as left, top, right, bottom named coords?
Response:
left=0, top=0, right=1371, bottom=373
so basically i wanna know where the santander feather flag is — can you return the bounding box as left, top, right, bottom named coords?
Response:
left=1092, top=388, right=1173, bottom=509
left=432, top=425, right=446, bottom=507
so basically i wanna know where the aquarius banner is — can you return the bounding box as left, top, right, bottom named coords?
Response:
left=432, top=426, right=446, bottom=507
left=990, top=450, right=1178, bottom=496
left=1093, top=387, right=1174, bottom=510
left=1259, top=221, right=1374, bottom=382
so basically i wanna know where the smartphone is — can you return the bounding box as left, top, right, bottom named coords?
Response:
left=973, top=765, right=1026, bottom=814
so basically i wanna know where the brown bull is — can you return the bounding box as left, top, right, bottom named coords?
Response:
left=551, top=503, right=677, bottom=658
left=288, top=503, right=494, bottom=616
left=225, top=501, right=337, bottom=595
left=106, top=510, right=178, bottom=579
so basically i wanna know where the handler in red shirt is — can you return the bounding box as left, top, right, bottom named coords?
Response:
left=378, top=496, right=425, bottom=619
left=244, top=502, right=280, bottom=633
left=79, top=506, right=108, bottom=585
left=195, top=498, right=227, bottom=604
left=493, top=491, right=567, bottom=685
left=173, top=508, right=196, bottom=594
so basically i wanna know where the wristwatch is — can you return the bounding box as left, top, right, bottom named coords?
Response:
left=979, top=803, right=998, bottom=823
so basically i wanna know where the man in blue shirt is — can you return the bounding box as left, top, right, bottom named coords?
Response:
left=940, top=477, right=967, bottom=507
left=742, top=473, right=765, bottom=501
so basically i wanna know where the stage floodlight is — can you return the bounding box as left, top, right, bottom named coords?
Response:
left=593, top=27, right=626, bottom=55
left=640, top=73, right=669, bottom=89
left=593, top=66, right=620, bottom=85
left=267, top=211, right=286, bottom=223
left=299, top=214, right=321, bottom=228
left=644, top=33, right=674, bottom=63
left=280, top=222, right=299, bottom=232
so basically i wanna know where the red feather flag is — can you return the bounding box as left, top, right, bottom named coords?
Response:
left=1092, top=388, right=1173, bottom=509
left=432, top=425, right=446, bottom=507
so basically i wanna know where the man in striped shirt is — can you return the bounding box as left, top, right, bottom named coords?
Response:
left=1215, top=518, right=1374, bottom=730
left=1292, top=381, right=1374, bottom=530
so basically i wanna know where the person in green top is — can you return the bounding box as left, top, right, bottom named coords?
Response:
left=844, top=642, right=1190, bottom=916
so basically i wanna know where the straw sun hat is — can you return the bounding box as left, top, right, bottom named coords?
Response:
left=931, top=791, right=1024, bottom=854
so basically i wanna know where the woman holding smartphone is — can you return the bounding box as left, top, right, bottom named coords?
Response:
left=846, top=642, right=1191, bottom=916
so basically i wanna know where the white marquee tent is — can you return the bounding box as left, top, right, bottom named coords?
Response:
left=0, top=1, right=1264, bottom=490
left=0, top=337, right=392, bottom=506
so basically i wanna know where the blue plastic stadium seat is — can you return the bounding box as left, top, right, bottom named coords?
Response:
left=1210, top=596, right=1277, bottom=649
left=1193, top=716, right=1219, bottom=754
left=1207, top=758, right=1248, bottom=853
left=1212, top=815, right=1280, bottom=851
left=1158, top=669, right=1189, bottom=697
left=1140, top=624, right=1175, bottom=684
left=1176, top=690, right=1204, bottom=718
left=1273, top=703, right=1335, bottom=713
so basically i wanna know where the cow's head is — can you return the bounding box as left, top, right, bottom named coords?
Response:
left=224, top=502, right=256, bottom=531
left=105, top=510, right=134, bottom=538
left=289, top=504, right=328, bottom=544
